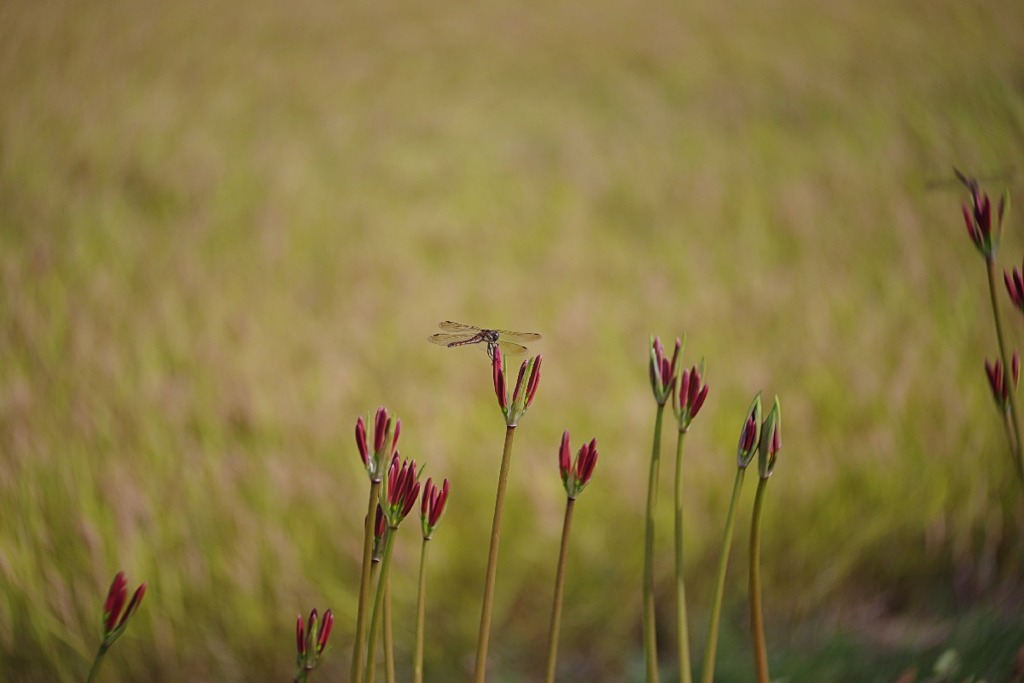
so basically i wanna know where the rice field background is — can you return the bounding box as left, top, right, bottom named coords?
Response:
left=2, top=0, right=1024, bottom=680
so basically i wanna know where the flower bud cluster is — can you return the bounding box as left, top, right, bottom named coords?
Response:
left=558, top=431, right=599, bottom=500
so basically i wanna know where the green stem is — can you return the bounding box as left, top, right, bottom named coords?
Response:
left=365, top=529, right=397, bottom=683
left=643, top=404, right=666, bottom=683
left=700, top=468, right=746, bottom=683
left=384, top=576, right=395, bottom=683
left=85, top=644, right=107, bottom=683
left=543, top=498, right=575, bottom=683
left=673, top=428, right=693, bottom=683
left=749, top=477, right=770, bottom=683
left=352, top=480, right=382, bottom=683
left=365, top=562, right=382, bottom=682
left=1001, top=410, right=1021, bottom=479
left=986, top=259, right=1024, bottom=485
left=473, top=425, right=518, bottom=683
left=414, top=537, right=430, bottom=683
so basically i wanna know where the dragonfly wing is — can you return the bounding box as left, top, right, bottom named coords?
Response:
left=497, top=340, right=529, bottom=356
left=438, top=321, right=481, bottom=333
left=429, top=333, right=478, bottom=346
left=495, top=330, right=542, bottom=343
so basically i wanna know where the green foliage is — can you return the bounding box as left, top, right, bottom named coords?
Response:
left=2, top=0, right=1024, bottom=679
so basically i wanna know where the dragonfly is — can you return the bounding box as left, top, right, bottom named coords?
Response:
left=428, top=321, right=541, bottom=360
left=924, top=165, right=1016, bottom=192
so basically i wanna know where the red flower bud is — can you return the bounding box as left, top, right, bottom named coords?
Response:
left=103, top=572, right=127, bottom=634
left=958, top=171, right=1005, bottom=259
left=318, top=609, right=333, bottom=654
left=676, top=364, right=709, bottom=430
left=649, top=336, right=681, bottom=405
left=986, top=355, right=1019, bottom=410
left=119, top=583, right=146, bottom=630
left=525, top=355, right=542, bottom=407
left=306, top=609, right=318, bottom=653
left=558, top=430, right=571, bottom=484
left=421, top=477, right=451, bottom=538
left=511, top=360, right=528, bottom=405
left=492, top=346, right=507, bottom=411
left=559, top=432, right=598, bottom=499
left=100, top=571, right=145, bottom=647
left=383, top=454, right=421, bottom=527
left=736, top=394, right=762, bottom=469
left=355, top=417, right=369, bottom=467
left=1005, top=262, right=1024, bottom=313
left=373, top=407, right=389, bottom=454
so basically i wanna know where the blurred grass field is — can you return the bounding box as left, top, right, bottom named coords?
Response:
left=2, top=0, right=1024, bottom=680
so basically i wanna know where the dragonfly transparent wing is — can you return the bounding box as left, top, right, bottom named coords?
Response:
left=428, top=332, right=479, bottom=347
left=494, top=330, right=542, bottom=343
left=497, top=339, right=530, bottom=356
left=438, top=321, right=481, bottom=333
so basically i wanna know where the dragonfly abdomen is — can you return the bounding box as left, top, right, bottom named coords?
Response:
left=446, top=331, right=498, bottom=348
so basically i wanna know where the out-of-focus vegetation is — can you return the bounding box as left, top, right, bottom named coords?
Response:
left=2, top=0, right=1024, bottom=680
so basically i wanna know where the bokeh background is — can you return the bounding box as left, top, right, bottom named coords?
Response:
left=2, top=0, right=1024, bottom=680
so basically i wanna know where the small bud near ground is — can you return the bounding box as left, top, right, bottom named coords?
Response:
left=295, top=608, right=334, bottom=677
left=101, top=571, right=146, bottom=646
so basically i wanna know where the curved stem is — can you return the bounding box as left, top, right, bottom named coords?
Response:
left=673, top=429, right=693, bottom=683
left=352, top=480, right=381, bottom=683
left=414, top=537, right=430, bottom=683
left=543, top=498, right=575, bottom=683
left=749, top=477, right=770, bottom=683
left=986, top=259, right=1024, bottom=485
left=473, top=425, right=517, bottom=683
left=365, top=530, right=396, bottom=683
left=643, top=404, right=666, bottom=683
left=700, top=468, right=746, bottom=683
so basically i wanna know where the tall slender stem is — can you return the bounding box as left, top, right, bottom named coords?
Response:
left=673, top=429, right=693, bottom=683
left=643, top=404, right=666, bottom=683
left=543, top=498, right=576, bottom=683
left=384, top=576, right=395, bottom=683
left=365, top=529, right=397, bottom=683
left=749, top=477, right=770, bottom=683
left=986, top=259, right=1024, bottom=484
left=700, top=468, right=746, bottom=683
left=473, top=425, right=518, bottom=683
left=352, top=481, right=381, bottom=683
left=365, top=562, right=382, bottom=682
left=414, top=537, right=430, bottom=683
left=85, top=645, right=107, bottom=683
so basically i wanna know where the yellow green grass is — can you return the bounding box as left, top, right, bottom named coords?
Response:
left=2, top=0, right=1024, bottom=679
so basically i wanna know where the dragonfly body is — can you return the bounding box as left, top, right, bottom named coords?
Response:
left=428, top=321, right=540, bottom=359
